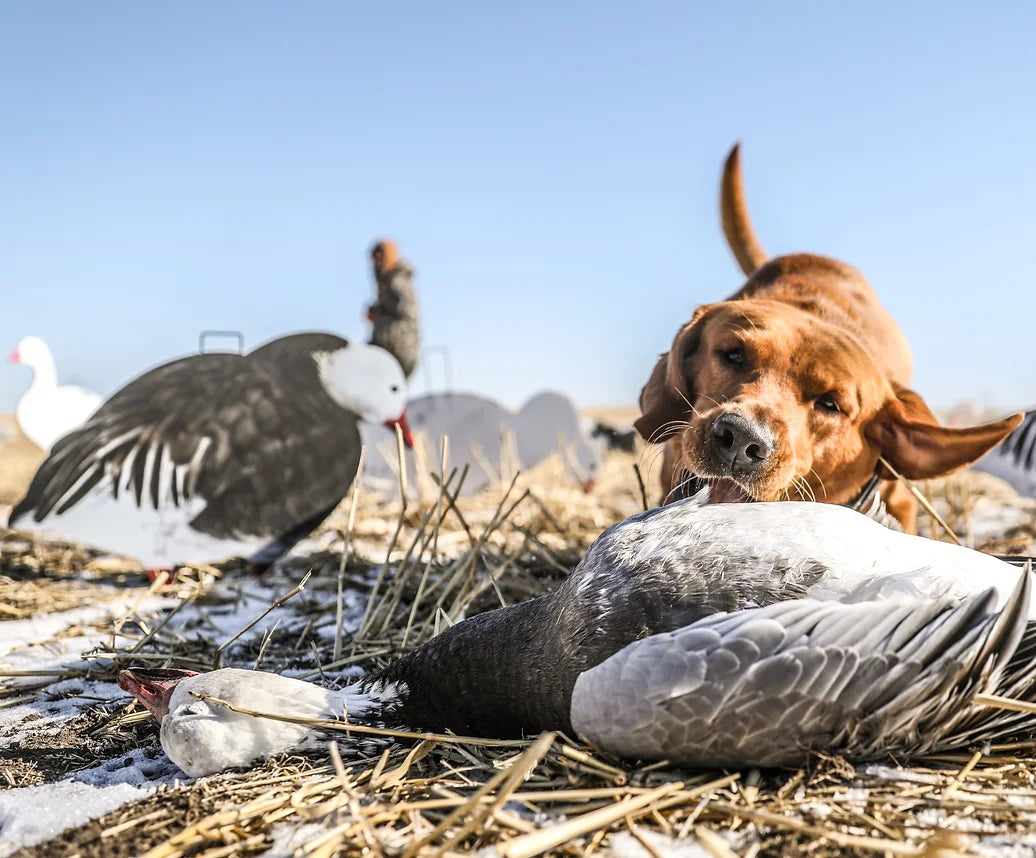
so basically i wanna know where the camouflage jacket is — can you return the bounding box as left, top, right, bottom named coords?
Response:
left=369, top=262, right=420, bottom=378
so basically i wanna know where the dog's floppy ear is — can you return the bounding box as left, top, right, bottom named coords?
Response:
left=634, top=354, right=682, bottom=443
left=633, top=306, right=711, bottom=444
left=870, top=386, right=1023, bottom=480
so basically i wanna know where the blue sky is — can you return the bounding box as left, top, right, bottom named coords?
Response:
left=2, top=2, right=1034, bottom=414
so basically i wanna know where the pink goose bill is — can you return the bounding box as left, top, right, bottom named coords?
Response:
left=119, top=668, right=200, bottom=721
left=383, top=411, right=414, bottom=448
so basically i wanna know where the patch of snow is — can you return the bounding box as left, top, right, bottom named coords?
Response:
left=974, top=835, right=1036, bottom=858
left=953, top=817, right=1020, bottom=834
left=0, top=594, right=170, bottom=658
left=167, top=573, right=364, bottom=650
left=0, top=749, right=180, bottom=856
left=606, top=829, right=723, bottom=858
left=0, top=780, right=146, bottom=855
left=831, top=787, right=869, bottom=807
left=0, top=679, right=124, bottom=750
left=3, top=633, right=119, bottom=692
left=861, top=764, right=944, bottom=785
left=800, top=801, right=833, bottom=819
left=915, top=807, right=948, bottom=826
left=259, top=822, right=336, bottom=857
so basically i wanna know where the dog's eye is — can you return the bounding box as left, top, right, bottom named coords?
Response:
left=815, top=393, right=841, bottom=414
left=720, top=347, right=745, bottom=366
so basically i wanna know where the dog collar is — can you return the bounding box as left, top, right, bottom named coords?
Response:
left=844, top=473, right=903, bottom=531
left=844, top=473, right=882, bottom=513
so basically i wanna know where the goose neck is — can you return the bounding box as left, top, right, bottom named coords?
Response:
left=363, top=593, right=582, bottom=736
left=25, top=352, right=57, bottom=390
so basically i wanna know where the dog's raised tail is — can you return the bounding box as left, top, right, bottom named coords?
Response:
left=720, top=143, right=768, bottom=276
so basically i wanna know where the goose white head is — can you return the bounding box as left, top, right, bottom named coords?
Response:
left=119, top=667, right=360, bottom=776
left=315, top=343, right=413, bottom=446
left=9, top=335, right=55, bottom=374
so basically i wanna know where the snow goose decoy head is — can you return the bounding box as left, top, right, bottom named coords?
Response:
left=317, top=343, right=413, bottom=447
left=9, top=335, right=51, bottom=369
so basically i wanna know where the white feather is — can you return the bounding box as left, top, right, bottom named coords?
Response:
left=158, top=669, right=397, bottom=777
left=12, top=336, right=102, bottom=451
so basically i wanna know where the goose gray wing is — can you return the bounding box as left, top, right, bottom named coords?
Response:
left=11, top=343, right=361, bottom=545
left=570, top=575, right=1030, bottom=768
left=935, top=560, right=1036, bottom=746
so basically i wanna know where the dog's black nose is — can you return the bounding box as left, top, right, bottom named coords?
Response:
left=709, top=413, right=774, bottom=475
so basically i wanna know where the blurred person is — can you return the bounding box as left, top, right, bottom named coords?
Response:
left=367, top=239, right=419, bottom=378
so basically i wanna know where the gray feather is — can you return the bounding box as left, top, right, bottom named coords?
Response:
left=571, top=576, right=1030, bottom=767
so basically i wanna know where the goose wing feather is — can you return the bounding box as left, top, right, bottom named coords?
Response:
left=11, top=344, right=361, bottom=541
left=928, top=562, right=1036, bottom=746
left=571, top=579, right=1029, bottom=768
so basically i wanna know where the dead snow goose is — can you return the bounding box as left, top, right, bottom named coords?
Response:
left=122, top=494, right=1036, bottom=775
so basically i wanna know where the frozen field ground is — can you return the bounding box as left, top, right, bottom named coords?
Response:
left=1, top=420, right=1035, bottom=857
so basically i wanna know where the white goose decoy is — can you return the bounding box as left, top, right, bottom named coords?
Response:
left=10, top=334, right=412, bottom=570
left=10, top=335, right=102, bottom=452
left=974, top=409, right=1036, bottom=499
left=360, top=390, right=601, bottom=497
left=121, top=494, right=1036, bottom=776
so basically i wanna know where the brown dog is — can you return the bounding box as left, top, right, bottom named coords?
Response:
left=635, top=144, right=1022, bottom=532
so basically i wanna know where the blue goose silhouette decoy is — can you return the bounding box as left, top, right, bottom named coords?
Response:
left=10, top=334, right=412, bottom=570
left=975, top=408, right=1036, bottom=500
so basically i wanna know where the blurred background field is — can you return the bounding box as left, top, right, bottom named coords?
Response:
left=2, top=403, right=1033, bottom=561
left=0, top=415, right=43, bottom=514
